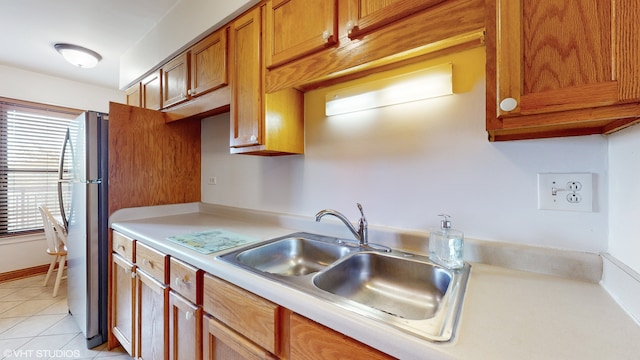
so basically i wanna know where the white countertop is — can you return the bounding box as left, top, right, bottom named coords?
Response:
left=110, top=203, right=640, bottom=360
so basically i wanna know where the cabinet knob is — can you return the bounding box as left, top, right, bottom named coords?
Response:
left=250, top=135, right=257, bottom=142
left=185, top=311, right=193, bottom=321
left=322, top=30, right=331, bottom=41
left=499, top=97, right=518, bottom=112
left=142, top=258, right=153, bottom=267
left=187, top=89, right=192, bottom=96
left=346, top=21, right=355, bottom=33
left=175, top=277, right=191, bottom=287
left=130, top=271, right=136, bottom=279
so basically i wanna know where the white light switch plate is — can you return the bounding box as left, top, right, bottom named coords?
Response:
left=537, top=173, right=593, bottom=212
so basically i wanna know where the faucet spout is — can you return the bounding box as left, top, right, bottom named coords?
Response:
left=315, top=203, right=368, bottom=246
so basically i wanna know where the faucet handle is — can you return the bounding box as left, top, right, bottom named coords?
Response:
left=357, top=203, right=365, bottom=219
left=356, top=203, right=368, bottom=245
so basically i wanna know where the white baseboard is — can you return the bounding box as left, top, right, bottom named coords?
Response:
left=601, top=253, right=640, bottom=325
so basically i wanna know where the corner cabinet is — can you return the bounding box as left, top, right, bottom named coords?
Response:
left=229, top=5, right=304, bottom=155
left=486, top=0, right=640, bottom=141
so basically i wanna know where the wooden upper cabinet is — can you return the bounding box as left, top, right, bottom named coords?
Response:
left=162, top=52, right=190, bottom=109
left=189, top=28, right=228, bottom=98
left=346, top=0, right=447, bottom=39
left=265, top=0, right=338, bottom=68
left=486, top=0, right=640, bottom=141
left=230, top=7, right=262, bottom=148
left=266, top=0, right=485, bottom=92
left=229, top=5, right=304, bottom=155
left=125, top=83, right=142, bottom=107
left=142, top=70, right=162, bottom=110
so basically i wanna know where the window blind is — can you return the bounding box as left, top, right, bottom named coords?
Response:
left=0, top=98, right=81, bottom=235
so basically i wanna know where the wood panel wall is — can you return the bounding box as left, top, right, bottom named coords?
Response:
left=108, top=102, right=201, bottom=216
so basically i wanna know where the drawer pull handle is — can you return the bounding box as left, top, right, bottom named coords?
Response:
left=175, top=277, right=191, bottom=287
left=118, top=245, right=125, bottom=251
left=142, top=258, right=153, bottom=267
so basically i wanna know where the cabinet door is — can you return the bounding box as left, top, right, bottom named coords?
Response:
left=346, top=0, right=446, bottom=38
left=142, top=70, right=162, bottom=110
left=190, top=28, right=228, bottom=98
left=495, top=0, right=617, bottom=117
left=111, top=254, right=136, bottom=357
left=169, top=291, right=202, bottom=360
left=202, top=314, right=277, bottom=360
left=137, top=270, right=169, bottom=360
left=265, top=0, right=338, bottom=68
left=163, top=53, right=190, bottom=109
left=125, top=83, right=142, bottom=107
left=229, top=6, right=262, bottom=148
left=486, top=0, right=640, bottom=140
left=290, top=313, right=392, bottom=360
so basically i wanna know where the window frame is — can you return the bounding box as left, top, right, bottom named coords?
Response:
left=0, top=97, right=82, bottom=237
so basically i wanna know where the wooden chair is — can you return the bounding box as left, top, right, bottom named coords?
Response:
left=38, top=204, right=68, bottom=297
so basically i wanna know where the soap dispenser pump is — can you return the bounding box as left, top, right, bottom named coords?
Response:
left=429, top=214, right=464, bottom=269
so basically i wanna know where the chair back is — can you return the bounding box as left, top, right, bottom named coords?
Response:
left=38, top=204, right=67, bottom=253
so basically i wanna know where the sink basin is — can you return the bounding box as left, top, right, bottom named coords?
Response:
left=224, top=234, right=354, bottom=276
left=313, top=252, right=451, bottom=320
left=218, top=232, right=469, bottom=342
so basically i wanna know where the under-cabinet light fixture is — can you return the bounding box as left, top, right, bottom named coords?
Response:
left=54, top=43, right=102, bottom=68
left=325, top=63, right=453, bottom=116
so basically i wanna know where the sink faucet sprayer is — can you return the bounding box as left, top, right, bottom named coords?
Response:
left=315, top=203, right=389, bottom=252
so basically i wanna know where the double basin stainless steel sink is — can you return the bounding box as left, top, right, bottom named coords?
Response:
left=217, top=232, right=470, bottom=342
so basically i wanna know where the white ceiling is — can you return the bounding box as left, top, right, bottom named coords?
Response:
left=0, top=0, right=181, bottom=90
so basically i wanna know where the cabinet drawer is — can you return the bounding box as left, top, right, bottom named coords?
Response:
left=203, top=274, right=280, bottom=355
left=136, top=242, right=169, bottom=284
left=170, top=257, right=203, bottom=305
left=203, top=313, right=277, bottom=360
left=113, top=231, right=135, bottom=262
left=290, top=313, right=392, bottom=360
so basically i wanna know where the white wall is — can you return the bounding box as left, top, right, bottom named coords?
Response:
left=0, top=64, right=123, bottom=113
left=202, top=47, right=609, bottom=253
left=0, top=64, right=123, bottom=273
left=608, top=125, right=640, bottom=274
left=119, top=0, right=259, bottom=89
left=604, top=124, right=640, bottom=322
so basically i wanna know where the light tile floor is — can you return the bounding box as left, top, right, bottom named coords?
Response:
left=0, top=274, right=132, bottom=360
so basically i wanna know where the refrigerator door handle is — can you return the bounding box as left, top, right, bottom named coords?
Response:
left=58, top=128, right=71, bottom=230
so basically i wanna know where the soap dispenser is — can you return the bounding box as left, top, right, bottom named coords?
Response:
left=429, top=214, right=464, bottom=269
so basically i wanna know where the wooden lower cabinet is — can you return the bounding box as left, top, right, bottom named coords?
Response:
left=111, top=254, right=136, bottom=356
left=290, top=313, right=393, bottom=360
left=111, top=234, right=395, bottom=360
left=136, top=270, right=169, bottom=360
left=203, top=314, right=277, bottom=360
left=203, top=274, right=281, bottom=355
left=169, top=291, right=202, bottom=360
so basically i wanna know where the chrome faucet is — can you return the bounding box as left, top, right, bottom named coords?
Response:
left=315, top=203, right=368, bottom=246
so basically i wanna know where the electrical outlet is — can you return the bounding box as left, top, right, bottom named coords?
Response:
left=537, top=173, right=593, bottom=212
left=207, top=176, right=217, bottom=185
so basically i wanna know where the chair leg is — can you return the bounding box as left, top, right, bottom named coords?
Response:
left=44, top=255, right=58, bottom=286
left=53, top=255, right=66, bottom=297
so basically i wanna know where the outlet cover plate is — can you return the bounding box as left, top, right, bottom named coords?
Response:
left=537, top=173, right=593, bottom=212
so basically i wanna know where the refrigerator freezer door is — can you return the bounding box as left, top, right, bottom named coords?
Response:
left=65, top=112, right=108, bottom=348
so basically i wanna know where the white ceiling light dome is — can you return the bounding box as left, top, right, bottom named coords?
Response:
left=54, top=43, right=102, bottom=68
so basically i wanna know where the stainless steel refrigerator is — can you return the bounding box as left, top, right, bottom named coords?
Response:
left=58, top=111, right=109, bottom=348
